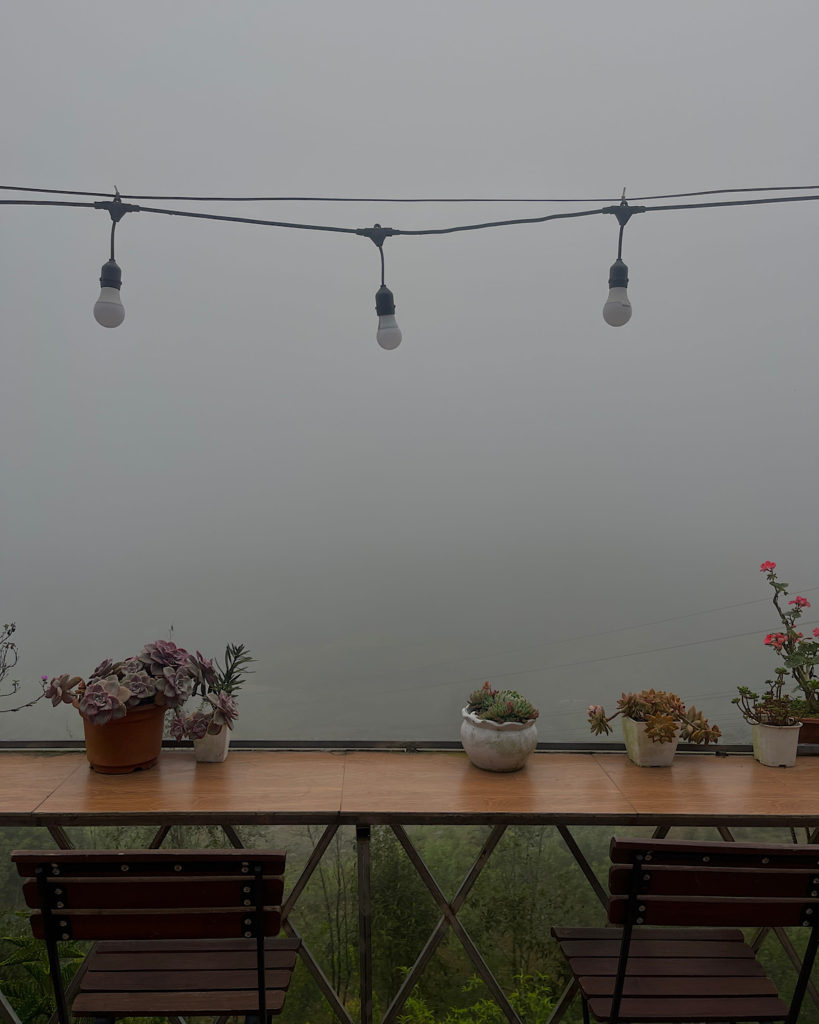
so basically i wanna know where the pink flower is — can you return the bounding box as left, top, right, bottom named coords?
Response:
left=760, top=561, right=776, bottom=572
left=813, top=628, right=819, bottom=638
left=789, top=596, right=811, bottom=608
left=764, top=632, right=787, bottom=651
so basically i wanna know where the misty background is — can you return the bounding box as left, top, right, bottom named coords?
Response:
left=1, top=1, right=817, bottom=745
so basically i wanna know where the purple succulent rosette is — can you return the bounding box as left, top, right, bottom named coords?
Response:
left=207, top=692, right=239, bottom=731
left=43, top=674, right=82, bottom=707
left=138, top=640, right=190, bottom=676
left=187, top=650, right=218, bottom=697
left=77, top=678, right=131, bottom=726
left=154, top=666, right=193, bottom=709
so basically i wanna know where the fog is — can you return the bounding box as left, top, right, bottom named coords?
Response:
left=1, top=1, right=817, bottom=744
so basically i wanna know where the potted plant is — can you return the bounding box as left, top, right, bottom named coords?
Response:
left=587, top=689, right=721, bottom=766
left=460, top=681, right=539, bottom=772
left=733, top=672, right=802, bottom=767
left=757, top=561, right=819, bottom=740
left=43, top=640, right=214, bottom=773
left=170, top=642, right=254, bottom=762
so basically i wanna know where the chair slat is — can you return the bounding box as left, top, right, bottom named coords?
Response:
left=22, top=876, right=284, bottom=910
left=609, top=837, right=819, bottom=869
left=586, top=995, right=788, bottom=1023
left=608, top=895, right=817, bottom=928
left=566, top=957, right=766, bottom=977
left=579, top=975, right=778, bottom=997
left=83, top=968, right=295, bottom=991
left=29, top=908, right=282, bottom=941
left=12, top=849, right=286, bottom=876
left=609, top=863, right=819, bottom=899
left=72, top=989, right=289, bottom=1016
left=556, top=937, right=755, bottom=959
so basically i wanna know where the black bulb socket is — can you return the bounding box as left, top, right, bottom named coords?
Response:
left=608, top=258, right=629, bottom=289
left=375, top=284, right=396, bottom=316
left=99, top=259, right=122, bottom=291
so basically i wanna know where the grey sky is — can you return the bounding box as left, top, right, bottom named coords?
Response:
left=1, top=0, right=817, bottom=744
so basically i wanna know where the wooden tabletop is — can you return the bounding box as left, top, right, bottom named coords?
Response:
left=2, top=750, right=818, bottom=826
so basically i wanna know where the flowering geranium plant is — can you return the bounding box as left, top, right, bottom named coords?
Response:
left=42, top=640, right=214, bottom=725
left=587, top=689, right=721, bottom=745
left=170, top=642, right=253, bottom=739
left=755, top=561, right=819, bottom=716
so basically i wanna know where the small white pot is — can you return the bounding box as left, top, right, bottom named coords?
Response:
left=460, top=707, right=538, bottom=772
left=621, top=716, right=679, bottom=767
left=194, top=727, right=231, bottom=763
left=751, top=722, right=801, bottom=767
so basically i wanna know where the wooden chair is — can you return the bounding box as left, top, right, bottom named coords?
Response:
left=12, top=849, right=300, bottom=1024
left=552, top=838, right=819, bottom=1024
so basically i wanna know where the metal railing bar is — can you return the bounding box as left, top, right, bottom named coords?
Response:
left=282, top=918, right=355, bottom=1024
left=381, top=825, right=507, bottom=1024
left=556, top=825, right=608, bottom=908
left=390, top=824, right=523, bottom=1024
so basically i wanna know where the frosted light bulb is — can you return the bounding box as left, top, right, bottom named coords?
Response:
left=602, top=258, right=631, bottom=327
left=603, top=287, right=631, bottom=327
left=376, top=314, right=402, bottom=350
left=93, top=259, right=125, bottom=328
left=375, top=284, right=402, bottom=350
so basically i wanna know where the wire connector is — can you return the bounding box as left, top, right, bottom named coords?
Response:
left=93, top=193, right=140, bottom=222
left=357, top=223, right=396, bottom=248
left=602, top=200, right=646, bottom=227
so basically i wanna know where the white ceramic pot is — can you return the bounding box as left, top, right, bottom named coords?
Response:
left=751, top=722, right=801, bottom=767
left=621, top=716, right=680, bottom=767
left=460, top=707, right=538, bottom=772
left=194, top=727, right=231, bottom=763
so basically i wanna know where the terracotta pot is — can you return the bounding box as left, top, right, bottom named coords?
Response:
left=194, top=727, right=231, bottom=763
left=751, top=722, right=801, bottom=768
left=798, top=717, right=819, bottom=745
left=460, top=707, right=538, bottom=772
left=621, top=716, right=679, bottom=766
left=82, top=703, right=166, bottom=774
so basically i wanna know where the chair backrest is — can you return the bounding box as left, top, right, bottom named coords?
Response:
left=13, top=849, right=286, bottom=940
left=12, top=849, right=287, bottom=1024
left=608, top=838, right=819, bottom=928
left=605, top=838, right=819, bottom=1024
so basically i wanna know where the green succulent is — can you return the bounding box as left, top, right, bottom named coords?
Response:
left=466, top=681, right=539, bottom=724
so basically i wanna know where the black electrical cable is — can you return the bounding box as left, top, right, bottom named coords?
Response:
left=3, top=192, right=819, bottom=240
left=3, top=183, right=819, bottom=203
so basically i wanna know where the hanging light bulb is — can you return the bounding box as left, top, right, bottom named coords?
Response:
left=602, top=258, right=631, bottom=327
left=93, top=258, right=125, bottom=328
left=375, top=284, right=402, bottom=350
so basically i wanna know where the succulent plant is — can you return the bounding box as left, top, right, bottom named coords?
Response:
left=466, top=681, right=539, bottom=724
left=42, top=640, right=210, bottom=723
left=172, top=642, right=253, bottom=739
left=733, top=672, right=802, bottom=726
left=587, top=688, right=721, bottom=745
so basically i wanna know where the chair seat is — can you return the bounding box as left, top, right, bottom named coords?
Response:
left=552, top=927, right=788, bottom=1023
left=71, top=937, right=300, bottom=1017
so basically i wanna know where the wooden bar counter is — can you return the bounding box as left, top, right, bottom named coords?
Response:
left=2, top=748, right=818, bottom=827
left=3, top=748, right=819, bottom=1024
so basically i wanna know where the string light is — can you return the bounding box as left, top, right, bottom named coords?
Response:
left=2, top=183, right=819, bottom=344
left=92, top=193, right=136, bottom=328
left=361, top=224, right=402, bottom=350
left=602, top=197, right=643, bottom=327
